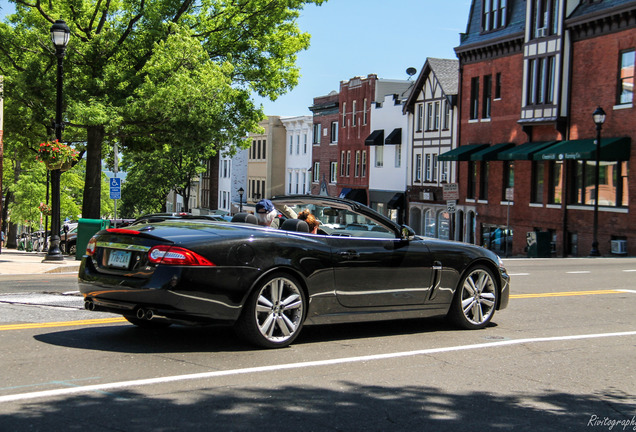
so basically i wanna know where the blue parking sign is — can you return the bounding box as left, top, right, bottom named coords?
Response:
left=110, top=178, right=121, bottom=200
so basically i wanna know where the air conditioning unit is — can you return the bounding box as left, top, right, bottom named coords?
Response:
left=536, top=27, right=548, bottom=38
left=611, top=240, right=627, bottom=255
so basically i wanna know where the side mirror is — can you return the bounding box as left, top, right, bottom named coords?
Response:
left=400, top=225, right=416, bottom=241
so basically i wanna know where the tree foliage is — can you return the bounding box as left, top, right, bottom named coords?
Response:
left=0, top=0, right=324, bottom=221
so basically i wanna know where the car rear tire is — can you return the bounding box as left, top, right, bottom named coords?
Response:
left=235, top=273, right=306, bottom=348
left=67, top=243, right=76, bottom=256
left=448, top=265, right=498, bottom=330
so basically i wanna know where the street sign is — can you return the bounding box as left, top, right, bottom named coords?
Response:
left=443, top=183, right=459, bottom=200
left=110, top=177, right=121, bottom=200
left=505, top=187, right=514, bottom=201
left=446, top=200, right=457, bottom=214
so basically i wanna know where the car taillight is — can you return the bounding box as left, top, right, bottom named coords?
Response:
left=148, top=245, right=215, bottom=267
left=106, top=228, right=140, bottom=235
left=86, top=237, right=97, bottom=256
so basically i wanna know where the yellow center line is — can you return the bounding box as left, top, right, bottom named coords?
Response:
left=0, top=317, right=127, bottom=332
left=510, top=290, right=624, bottom=299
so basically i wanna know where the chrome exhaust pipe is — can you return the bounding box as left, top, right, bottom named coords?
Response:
left=84, top=300, right=95, bottom=311
left=136, top=308, right=146, bottom=320
left=145, top=310, right=154, bottom=320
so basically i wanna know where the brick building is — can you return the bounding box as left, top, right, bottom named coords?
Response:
left=449, top=0, right=635, bottom=257
left=309, top=91, right=340, bottom=197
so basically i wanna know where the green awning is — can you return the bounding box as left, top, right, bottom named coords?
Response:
left=533, top=137, right=631, bottom=161
left=498, top=141, right=559, bottom=160
left=438, top=144, right=489, bottom=161
left=470, top=143, right=515, bottom=161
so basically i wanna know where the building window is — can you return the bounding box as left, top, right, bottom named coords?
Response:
left=289, top=172, right=293, bottom=194
left=330, top=162, right=337, bottom=183
left=296, top=135, right=300, bottom=154
left=482, top=0, right=508, bottom=32
left=362, top=151, right=367, bottom=177
left=441, top=161, right=449, bottom=182
left=395, top=144, right=402, bottom=168
left=313, top=162, right=320, bottom=182
left=295, top=172, right=299, bottom=194
left=302, top=172, right=306, bottom=193
left=355, top=150, right=361, bottom=177
left=342, top=102, right=346, bottom=128
left=262, top=140, right=266, bottom=159
left=526, top=56, right=556, bottom=106
left=532, top=0, right=558, bottom=39
left=480, top=162, right=489, bottom=200
left=415, top=154, right=422, bottom=182
left=363, top=98, right=368, bottom=125
left=530, top=162, right=545, bottom=204
left=416, top=104, right=424, bottom=132
left=425, top=154, right=431, bottom=181
left=495, top=73, right=502, bottom=99
left=618, top=49, right=635, bottom=105
left=483, top=74, right=492, bottom=118
left=375, top=146, right=384, bottom=168
left=352, top=100, right=357, bottom=127
left=303, top=134, right=308, bottom=154
left=426, top=103, right=433, bottom=130
left=470, top=77, right=480, bottom=120
left=548, top=161, right=563, bottom=204
left=312, top=124, right=321, bottom=144
left=289, top=136, right=293, bottom=155
left=330, top=122, right=338, bottom=143
left=502, top=161, right=514, bottom=200
left=443, top=101, right=451, bottom=130
left=570, top=160, right=628, bottom=207
left=340, top=151, right=345, bottom=176
left=346, top=151, right=351, bottom=176
left=434, top=102, right=440, bottom=130
left=433, top=154, right=438, bottom=182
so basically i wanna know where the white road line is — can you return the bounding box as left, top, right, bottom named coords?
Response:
left=508, top=273, right=529, bottom=276
left=567, top=271, right=591, bottom=274
left=1, top=330, right=635, bottom=404
left=623, top=270, right=636, bottom=273
left=617, top=290, right=636, bottom=294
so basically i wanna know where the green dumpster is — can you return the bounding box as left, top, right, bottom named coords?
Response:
left=76, top=218, right=110, bottom=260
left=527, top=231, right=551, bottom=258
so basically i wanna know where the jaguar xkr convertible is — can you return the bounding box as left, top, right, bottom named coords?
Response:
left=79, top=195, right=510, bottom=348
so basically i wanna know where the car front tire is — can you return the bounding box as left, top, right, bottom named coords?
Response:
left=448, top=265, right=499, bottom=330
left=235, top=273, right=306, bottom=349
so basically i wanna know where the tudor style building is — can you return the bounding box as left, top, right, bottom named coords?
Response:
left=404, top=58, right=460, bottom=239
left=449, top=0, right=635, bottom=256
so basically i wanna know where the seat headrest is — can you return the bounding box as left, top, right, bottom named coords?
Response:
left=231, top=213, right=258, bottom=224
left=280, top=218, right=310, bottom=233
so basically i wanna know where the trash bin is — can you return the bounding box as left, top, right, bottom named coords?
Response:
left=527, top=231, right=551, bottom=258
left=76, top=218, right=110, bottom=260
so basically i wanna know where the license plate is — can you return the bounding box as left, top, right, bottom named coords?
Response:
left=107, top=250, right=132, bottom=269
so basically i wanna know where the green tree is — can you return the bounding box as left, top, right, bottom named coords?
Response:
left=0, top=0, right=324, bottom=220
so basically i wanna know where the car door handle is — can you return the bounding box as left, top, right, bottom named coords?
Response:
left=338, top=250, right=360, bottom=259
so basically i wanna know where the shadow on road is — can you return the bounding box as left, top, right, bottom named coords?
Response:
left=1, top=380, right=632, bottom=431
left=32, top=316, right=467, bottom=354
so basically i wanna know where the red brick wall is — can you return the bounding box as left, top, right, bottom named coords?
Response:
left=311, top=92, right=340, bottom=197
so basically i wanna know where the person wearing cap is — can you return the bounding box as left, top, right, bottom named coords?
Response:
left=297, top=209, right=320, bottom=234
left=254, top=199, right=279, bottom=228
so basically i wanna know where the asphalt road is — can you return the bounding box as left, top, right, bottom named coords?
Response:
left=0, top=258, right=635, bottom=431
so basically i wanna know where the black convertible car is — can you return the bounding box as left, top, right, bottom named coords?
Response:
left=79, top=195, right=510, bottom=348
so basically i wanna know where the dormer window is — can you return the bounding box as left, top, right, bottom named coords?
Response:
left=532, top=0, right=559, bottom=39
left=482, top=0, right=508, bottom=32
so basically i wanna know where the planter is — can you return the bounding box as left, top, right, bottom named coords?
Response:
left=44, top=160, right=73, bottom=171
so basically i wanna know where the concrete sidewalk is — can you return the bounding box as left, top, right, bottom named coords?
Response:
left=0, top=249, right=81, bottom=275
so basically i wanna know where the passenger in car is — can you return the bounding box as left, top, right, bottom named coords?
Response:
left=255, top=199, right=280, bottom=228
left=297, top=209, right=320, bottom=234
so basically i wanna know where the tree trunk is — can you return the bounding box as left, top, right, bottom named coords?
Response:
left=82, top=125, right=104, bottom=219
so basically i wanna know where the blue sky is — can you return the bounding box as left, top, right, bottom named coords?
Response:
left=0, top=0, right=472, bottom=116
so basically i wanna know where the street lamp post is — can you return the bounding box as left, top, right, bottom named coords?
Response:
left=238, top=187, right=244, bottom=213
left=44, top=20, right=70, bottom=262
left=589, top=106, right=606, bottom=257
